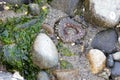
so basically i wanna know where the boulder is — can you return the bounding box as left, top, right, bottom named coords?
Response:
left=32, top=33, right=58, bottom=69
left=84, top=0, right=120, bottom=27
left=87, top=49, right=106, bottom=74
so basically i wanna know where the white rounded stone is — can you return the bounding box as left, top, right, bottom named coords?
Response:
left=32, top=33, right=58, bottom=69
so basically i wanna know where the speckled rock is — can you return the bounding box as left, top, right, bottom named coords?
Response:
left=84, top=0, right=120, bottom=27
left=87, top=49, right=106, bottom=74
left=111, top=62, right=120, bottom=76
left=91, top=29, right=118, bottom=54
left=113, top=52, right=120, bottom=61
left=107, top=54, right=114, bottom=68
left=37, top=71, right=50, bottom=80
left=50, top=0, right=81, bottom=16
left=52, top=69, right=79, bottom=80
left=42, top=5, right=68, bottom=34
left=32, top=33, right=58, bottom=69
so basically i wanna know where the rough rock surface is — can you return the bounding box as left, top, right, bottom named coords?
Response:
left=42, top=5, right=68, bottom=34
left=52, top=69, right=79, bottom=80
left=91, top=29, right=118, bottom=54
left=87, top=49, right=106, bottom=74
left=32, top=33, right=58, bottom=69
left=57, top=17, right=86, bottom=43
left=84, top=0, right=120, bottom=27
left=50, top=0, right=81, bottom=16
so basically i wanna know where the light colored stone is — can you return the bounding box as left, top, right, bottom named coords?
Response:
left=32, top=33, right=58, bottom=69
left=37, top=71, right=50, bottom=80
left=84, top=0, right=120, bottom=27
left=87, top=49, right=106, bottom=74
left=52, top=69, right=79, bottom=80
left=113, top=52, right=120, bottom=61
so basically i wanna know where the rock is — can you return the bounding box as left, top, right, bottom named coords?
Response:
left=42, top=5, right=68, bottom=34
left=91, top=29, right=118, bottom=54
left=37, top=71, right=50, bottom=80
left=107, top=54, right=114, bottom=68
left=111, top=62, right=120, bottom=76
left=58, top=17, right=86, bottom=43
left=52, top=69, right=79, bottom=80
left=50, top=0, right=81, bottom=16
left=32, top=33, right=58, bottom=69
left=28, top=3, right=40, bottom=16
left=0, top=71, right=24, bottom=80
left=84, top=0, right=120, bottom=27
left=87, top=49, right=106, bottom=74
left=113, top=52, right=120, bottom=61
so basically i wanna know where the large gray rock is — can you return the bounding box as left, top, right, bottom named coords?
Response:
left=32, top=33, right=58, bottom=69
left=50, top=0, right=81, bottom=16
left=84, top=0, right=120, bottom=27
left=91, top=29, right=118, bottom=54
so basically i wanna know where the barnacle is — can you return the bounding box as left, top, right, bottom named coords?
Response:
left=58, top=17, right=86, bottom=43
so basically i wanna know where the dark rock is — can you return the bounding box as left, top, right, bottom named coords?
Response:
left=58, top=17, right=86, bottom=43
left=107, top=54, right=114, bottom=68
left=111, top=62, right=120, bottom=76
left=91, top=29, right=118, bottom=54
left=50, top=0, right=82, bottom=16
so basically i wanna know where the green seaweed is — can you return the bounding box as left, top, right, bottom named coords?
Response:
left=60, top=60, right=73, bottom=69
left=57, top=41, right=75, bottom=57
left=0, top=7, right=47, bottom=80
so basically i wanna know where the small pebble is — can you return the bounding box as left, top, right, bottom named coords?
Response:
left=87, top=49, right=106, bottom=74
left=107, top=54, right=114, bottom=68
left=37, top=71, right=50, bottom=80
left=113, top=52, right=120, bottom=61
